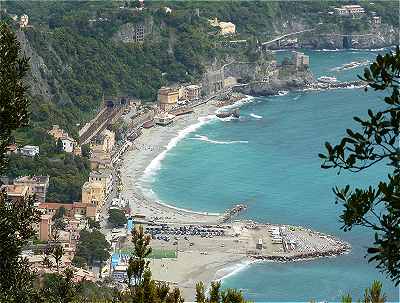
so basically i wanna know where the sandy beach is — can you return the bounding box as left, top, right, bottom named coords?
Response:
left=118, top=99, right=351, bottom=301
left=119, top=101, right=225, bottom=224
left=118, top=101, right=254, bottom=300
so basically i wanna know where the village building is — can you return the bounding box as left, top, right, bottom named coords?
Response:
left=20, top=145, right=39, bottom=157
left=0, top=184, right=32, bottom=202
left=334, top=5, right=365, bottom=16
left=184, top=84, right=202, bottom=101
left=48, top=125, right=80, bottom=154
left=6, top=144, right=18, bottom=155
left=157, top=87, right=179, bottom=111
left=14, top=175, right=49, bottom=203
left=38, top=202, right=97, bottom=219
left=90, top=150, right=113, bottom=170
left=81, top=181, right=106, bottom=209
left=19, top=14, right=29, bottom=28
left=292, top=51, right=309, bottom=70
left=48, top=125, right=68, bottom=140
left=60, top=136, right=75, bottom=153
left=89, top=169, right=113, bottom=197
left=90, top=129, right=115, bottom=154
left=208, top=17, right=236, bottom=35
left=35, top=214, right=52, bottom=242
left=372, top=16, right=381, bottom=26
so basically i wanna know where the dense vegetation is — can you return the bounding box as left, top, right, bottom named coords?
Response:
left=7, top=153, right=90, bottom=202
left=108, top=208, right=128, bottom=228
left=74, top=229, right=111, bottom=267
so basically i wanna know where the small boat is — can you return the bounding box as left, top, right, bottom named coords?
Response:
left=317, top=76, right=338, bottom=83
left=216, top=108, right=240, bottom=119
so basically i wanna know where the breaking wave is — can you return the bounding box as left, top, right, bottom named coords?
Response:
left=250, top=113, right=263, bottom=119
left=190, top=135, right=248, bottom=145
left=142, top=115, right=216, bottom=181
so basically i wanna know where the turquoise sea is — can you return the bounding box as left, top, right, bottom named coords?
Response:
left=142, top=49, right=400, bottom=301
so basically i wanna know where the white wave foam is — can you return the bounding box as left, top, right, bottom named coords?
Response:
left=216, top=95, right=255, bottom=113
left=139, top=186, right=221, bottom=216
left=277, top=90, right=289, bottom=96
left=250, top=113, right=263, bottom=119
left=142, top=115, right=216, bottom=181
left=215, top=260, right=256, bottom=282
left=190, top=135, right=248, bottom=145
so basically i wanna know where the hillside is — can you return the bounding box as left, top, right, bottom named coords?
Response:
left=2, top=1, right=398, bottom=134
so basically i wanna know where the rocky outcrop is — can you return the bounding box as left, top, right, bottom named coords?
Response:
left=16, top=29, right=53, bottom=100
left=233, top=68, right=314, bottom=96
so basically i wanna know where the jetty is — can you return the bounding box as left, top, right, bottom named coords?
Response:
left=219, top=204, right=247, bottom=223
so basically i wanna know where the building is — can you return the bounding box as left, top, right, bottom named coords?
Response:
left=48, top=125, right=68, bottom=140
left=20, top=145, right=39, bottom=157
left=209, top=18, right=236, bottom=35
left=37, top=214, right=52, bottom=242
left=292, top=52, right=309, bottom=70
left=38, top=202, right=97, bottom=219
left=372, top=16, right=381, bottom=26
left=184, top=85, right=201, bottom=101
left=6, top=144, right=18, bottom=155
left=157, top=87, right=179, bottom=111
left=90, top=129, right=115, bottom=154
left=14, top=175, right=49, bottom=203
left=135, top=23, right=145, bottom=42
left=60, top=136, right=76, bottom=153
left=19, top=14, right=29, bottom=28
left=89, top=169, right=113, bottom=197
left=0, top=184, right=31, bottom=202
left=81, top=181, right=106, bottom=209
left=334, top=5, right=365, bottom=16
left=112, top=263, right=128, bottom=282
left=90, top=150, right=113, bottom=170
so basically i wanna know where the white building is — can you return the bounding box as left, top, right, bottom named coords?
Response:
left=20, top=145, right=39, bottom=157
left=334, top=5, right=365, bottom=16
left=61, top=136, right=75, bottom=153
left=112, top=264, right=128, bottom=282
left=19, top=14, right=29, bottom=28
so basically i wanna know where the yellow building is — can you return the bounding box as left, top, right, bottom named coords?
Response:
left=158, top=87, right=179, bottom=111
left=81, top=181, right=106, bottom=209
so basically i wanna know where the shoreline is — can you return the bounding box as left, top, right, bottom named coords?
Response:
left=118, top=94, right=353, bottom=300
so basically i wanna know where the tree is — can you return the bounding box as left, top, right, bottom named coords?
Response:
left=341, top=280, right=386, bottom=303
left=75, top=229, right=110, bottom=266
left=53, top=206, right=67, bottom=220
left=195, top=280, right=248, bottom=303
left=0, top=22, right=30, bottom=173
left=127, top=225, right=152, bottom=287
left=87, top=217, right=101, bottom=229
left=56, top=138, right=64, bottom=153
left=72, top=255, right=87, bottom=269
left=108, top=208, right=127, bottom=228
left=0, top=22, right=42, bottom=302
left=125, top=225, right=184, bottom=303
left=320, top=48, right=400, bottom=285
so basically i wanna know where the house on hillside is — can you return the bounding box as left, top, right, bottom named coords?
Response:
left=20, top=145, right=39, bottom=157
left=14, top=175, right=49, bottom=203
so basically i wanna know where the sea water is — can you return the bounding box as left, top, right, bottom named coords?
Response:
left=143, top=49, right=400, bottom=301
